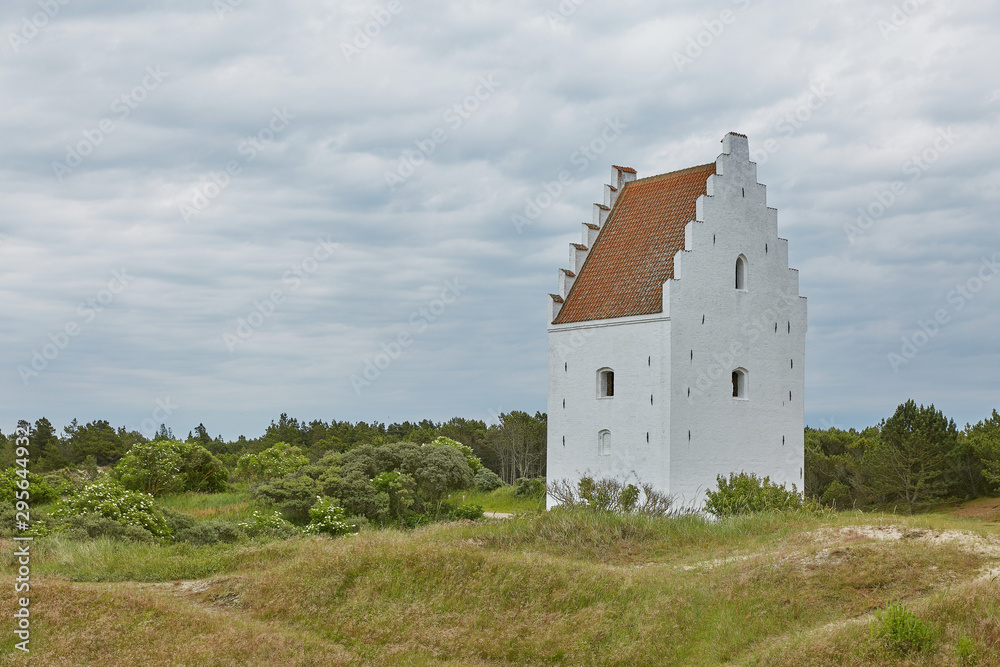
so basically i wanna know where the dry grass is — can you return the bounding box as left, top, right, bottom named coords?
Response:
left=2, top=509, right=999, bottom=666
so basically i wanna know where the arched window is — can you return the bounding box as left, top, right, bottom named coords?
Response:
left=732, top=368, right=748, bottom=399
left=597, top=368, right=615, bottom=398
left=735, top=255, right=747, bottom=290
left=598, top=430, right=611, bottom=456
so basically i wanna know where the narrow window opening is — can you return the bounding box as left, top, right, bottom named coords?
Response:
left=564, top=362, right=567, bottom=372
left=713, top=233, right=716, bottom=245
left=598, top=430, right=611, bottom=456
left=735, top=255, right=747, bottom=290
left=650, top=394, right=653, bottom=405
left=701, top=314, right=705, bottom=324
left=742, top=187, right=745, bottom=197
left=562, top=399, right=565, bottom=408
left=774, top=322, right=777, bottom=333
left=732, top=369, right=748, bottom=399
left=782, top=435, right=785, bottom=446
left=789, top=391, right=792, bottom=401
left=646, top=432, right=649, bottom=443
left=598, top=369, right=615, bottom=398
left=648, top=356, right=651, bottom=366
left=790, top=359, right=793, bottom=369
left=562, top=436, right=565, bottom=447
left=688, top=430, right=691, bottom=441
left=687, top=387, right=690, bottom=397
left=690, top=349, right=693, bottom=361
left=787, top=321, right=790, bottom=333
left=765, top=243, right=768, bottom=254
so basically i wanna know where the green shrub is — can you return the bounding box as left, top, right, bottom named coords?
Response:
left=302, top=496, right=355, bottom=537
left=237, top=508, right=299, bottom=539
left=114, top=441, right=228, bottom=496
left=52, top=479, right=171, bottom=537
left=869, top=601, right=935, bottom=655
left=235, top=442, right=309, bottom=483
left=451, top=503, right=484, bottom=520
left=820, top=479, right=852, bottom=508
left=0, top=506, right=51, bottom=538
left=176, top=519, right=242, bottom=546
left=253, top=473, right=322, bottom=522
left=547, top=477, right=677, bottom=516
left=428, top=436, right=483, bottom=473
left=474, top=467, right=504, bottom=492
left=704, top=472, right=804, bottom=517
left=514, top=477, right=546, bottom=497
left=161, top=508, right=197, bottom=536
left=0, top=467, right=58, bottom=505
left=956, top=635, right=978, bottom=665
left=62, top=513, right=156, bottom=542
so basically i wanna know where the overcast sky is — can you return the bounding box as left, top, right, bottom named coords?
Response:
left=2, top=0, right=998, bottom=441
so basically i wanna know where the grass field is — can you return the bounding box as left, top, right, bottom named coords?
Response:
left=3, top=502, right=999, bottom=665
left=445, top=486, right=546, bottom=513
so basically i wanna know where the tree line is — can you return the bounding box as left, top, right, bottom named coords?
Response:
left=0, top=411, right=548, bottom=484
left=806, top=400, right=1000, bottom=512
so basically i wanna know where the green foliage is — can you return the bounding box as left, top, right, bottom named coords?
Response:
left=704, top=472, right=805, bottom=517
left=175, top=519, right=242, bottom=546
left=161, top=508, right=196, bottom=536
left=63, top=419, right=128, bottom=465
left=474, top=466, right=504, bottom=492
left=451, top=503, right=484, bottom=520
left=253, top=473, right=322, bottom=522
left=302, top=496, right=354, bottom=537
left=114, top=440, right=228, bottom=496
left=869, top=601, right=935, bottom=655
left=547, top=477, right=676, bottom=516
left=956, top=635, right=978, bottom=665
left=53, top=479, right=171, bottom=538
left=864, top=400, right=958, bottom=512
left=62, top=513, right=156, bottom=542
left=235, top=442, right=309, bottom=482
left=819, top=480, right=852, bottom=508
left=0, top=466, right=58, bottom=505
left=514, top=477, right=546, bottom=497
left=237, top=509, right=298, bottom=539
left=966, top=409, right=1000, bottom=489
left=428, top=436, right=483, bottom=473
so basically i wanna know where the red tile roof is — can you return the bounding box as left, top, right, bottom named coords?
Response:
left=553, top=162, right=716, bottom=324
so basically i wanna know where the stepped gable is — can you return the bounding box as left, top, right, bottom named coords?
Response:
left=552, top=162, right=716, bottom=324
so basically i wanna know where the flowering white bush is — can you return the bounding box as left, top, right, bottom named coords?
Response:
left=302, top=496, right=354, bottom=537
left=52, top=479, right=171, bottom=537
left=237, top=509, right=296, bottom=537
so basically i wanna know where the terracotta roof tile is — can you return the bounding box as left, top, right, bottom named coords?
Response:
left=553, top=162, right=716, bottom=324
left=612, top=165, right=637, bottom=174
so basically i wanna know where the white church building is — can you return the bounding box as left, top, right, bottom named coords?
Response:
left=546, top=132, right=807, bottom=509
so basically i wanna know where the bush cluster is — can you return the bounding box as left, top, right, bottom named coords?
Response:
left=52, top=479, right=171, bottom=537
left=474, top=467, right=504, bottom=492
left=704, top=472, right=805, bottom=517
left=302, top=496, right=355, bottom=537
left=514, top=477, right=545, bottom=497
left=547, top=477, right=677, bottom=516
left=869, top=602, right=935, bottom=655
